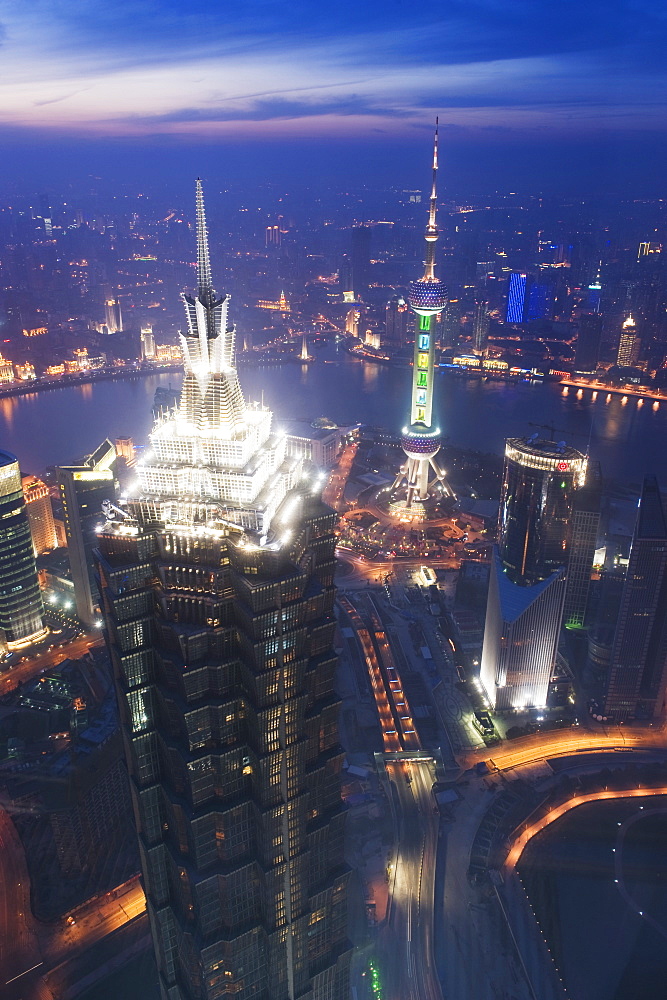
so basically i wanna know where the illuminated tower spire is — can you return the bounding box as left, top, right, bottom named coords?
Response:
left=423, top=117, right=439, bottom=281
left=195, top=177, right=214, bottom=306
left=391, top=121, right=454, bottom=511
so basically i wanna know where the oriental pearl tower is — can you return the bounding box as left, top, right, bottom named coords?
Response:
left=391, top=120, right=453, bottom=511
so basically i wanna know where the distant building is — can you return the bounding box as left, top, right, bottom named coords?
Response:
left=384, top=296, right=410, bottom=348
left=56, top=440, right=118, bottom=626
left=0, top=354, right=14, bottom=382
left=0, top=451, right=47, bottom=648
left=472, top=299, right=489, bottom=355
left=350, top=225, right=371, bottom=300
left=284, top=420, right=345, bottom=468
left=617, top=314, right=641, bottom=366
left=441, top=298, right=461, bottom=349
left=562, top=464, right=601, bottom=628
left=104, top=296, right=123, bottom=333
left=22, top=475, right=58, bottom=556
left=575, top=314, right=603, bottom=373
left=603, top=476, right=667, bottom=720
left=506, top=272, right=529, bottom=324
left=140, top=323, right=156, bottom=360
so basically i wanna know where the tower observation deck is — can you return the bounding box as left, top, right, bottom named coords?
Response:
left=391, top=122, right=453, bottom=511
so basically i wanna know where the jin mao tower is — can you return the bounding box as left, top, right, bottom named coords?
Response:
left=96, top=181, right=350, bottom=1000
left=392, top=122, right=451, bottom=508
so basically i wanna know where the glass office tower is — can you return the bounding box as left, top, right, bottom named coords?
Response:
left=0, top=450, right=47, bottom=648
left=96, top=181, right=350, bottom=1000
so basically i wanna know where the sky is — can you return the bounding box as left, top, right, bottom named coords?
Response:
left=0, top=0, right=666, bottom=194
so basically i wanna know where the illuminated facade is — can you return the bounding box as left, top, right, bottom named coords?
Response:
left=480, top=550, right=565, bottom=711
left=617, top=314, right=640, bottom=367
left=141, top=324, right=157, bottom=361
left=96, top=181, right=350, bottom=1000
left=22, top=475, right=58, bottom=555
left=392, top=122, right=451, bottom=507
left=0, top=451, right=47, bottom=648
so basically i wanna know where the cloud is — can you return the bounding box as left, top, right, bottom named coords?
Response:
left=0, top=1, right=665, bottom=141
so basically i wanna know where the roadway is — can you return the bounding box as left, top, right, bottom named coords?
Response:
left=0, top=805, right=146, bottom=1000
left=1, top=633, right=103, bottom=694
left=379, top=758, right=442, bottom=1000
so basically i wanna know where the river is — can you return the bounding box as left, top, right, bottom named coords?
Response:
left=1, top=358, right=666, bottom=488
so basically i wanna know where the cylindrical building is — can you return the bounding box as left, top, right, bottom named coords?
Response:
left=0, top=450, right=46, bottom=648
left=499, top=437, right=587, bottom=585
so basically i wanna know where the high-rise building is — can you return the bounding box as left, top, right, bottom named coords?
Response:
left=440, top=298, right=461, bottom=349
left=104, top=296, right=123, bottom=334
left=349, top=225, right=371, bottom=300
left=472, top=299, right=489, bottom=355
left=96, top=180, right=350, bottom=1000
left=0, top=451, right=47, bottom=648
left=392, top=121, right=451, bottom=508
left=480, top=551, right=566, bottom=711
left=499, top=437, right=588, bottom=586
left=505, top=272, right=529, bottom=324
left=141, top=324, right=156, bottom=361
left=587, top=265, right=602, bottom=313
left=603, top=476, right=667, bottom=720
left=384, top=296, right=410, bottom=349
left=617, top=314, right=641, bottom=366
left=562, top=463, right=601, bottom=628
left=480, top=437, right=588, bottom=710
left=575, top=314, right=603, bottom=373
left=22, top=475, right=58, bottom=556
left=57, top=440, right=118, bottom=626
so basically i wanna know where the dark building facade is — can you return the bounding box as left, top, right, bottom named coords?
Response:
left=57, top=439, right=119, bottom=625
left=562, top=463, right=602, bottom=628
left=604, top=476, right=667, bottom=720
left=97, top=181, right=350, bottom=1000
left=574, top=314, right=603, bottom=373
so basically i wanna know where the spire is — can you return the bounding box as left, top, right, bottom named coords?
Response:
left=195, top=178, right=214, bottom=306
left=422, top=118, right=439, bottom=281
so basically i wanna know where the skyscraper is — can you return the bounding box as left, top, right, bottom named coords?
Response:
left=22, top=474, right=58, bottom=556
left=141, top=323, right=156, bottom=361
left=480, top=551, right=566, bottom=711
left=0, top=451, right=47, bottom=649
left=472, top=298, right=489, bottom=355
left=499, top=437, right=588, bottom=586
left=57, top=440, right=118, bottom=626
left=392, top=121, right=451, bottom=508
left=603, top=476, right=667, bottom=720
left=562, top=463, right=601, bottom=629
left=480, top=437, right=587, bottom=710
left=96, top=180, right=350, bottom=1000
left=104, top=295, right=123, bottom=333
left=384, top=296, right=410, bottom=349
left=617, top=314, right=640, bottom=366
left=350, top=225, right=371, bottom=300
left=574, top=314, right=602, bottom=373
left=505, top=272, right=529, bottom=324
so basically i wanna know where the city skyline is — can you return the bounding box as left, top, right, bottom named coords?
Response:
left=1, top=7, right=667, bottom=998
